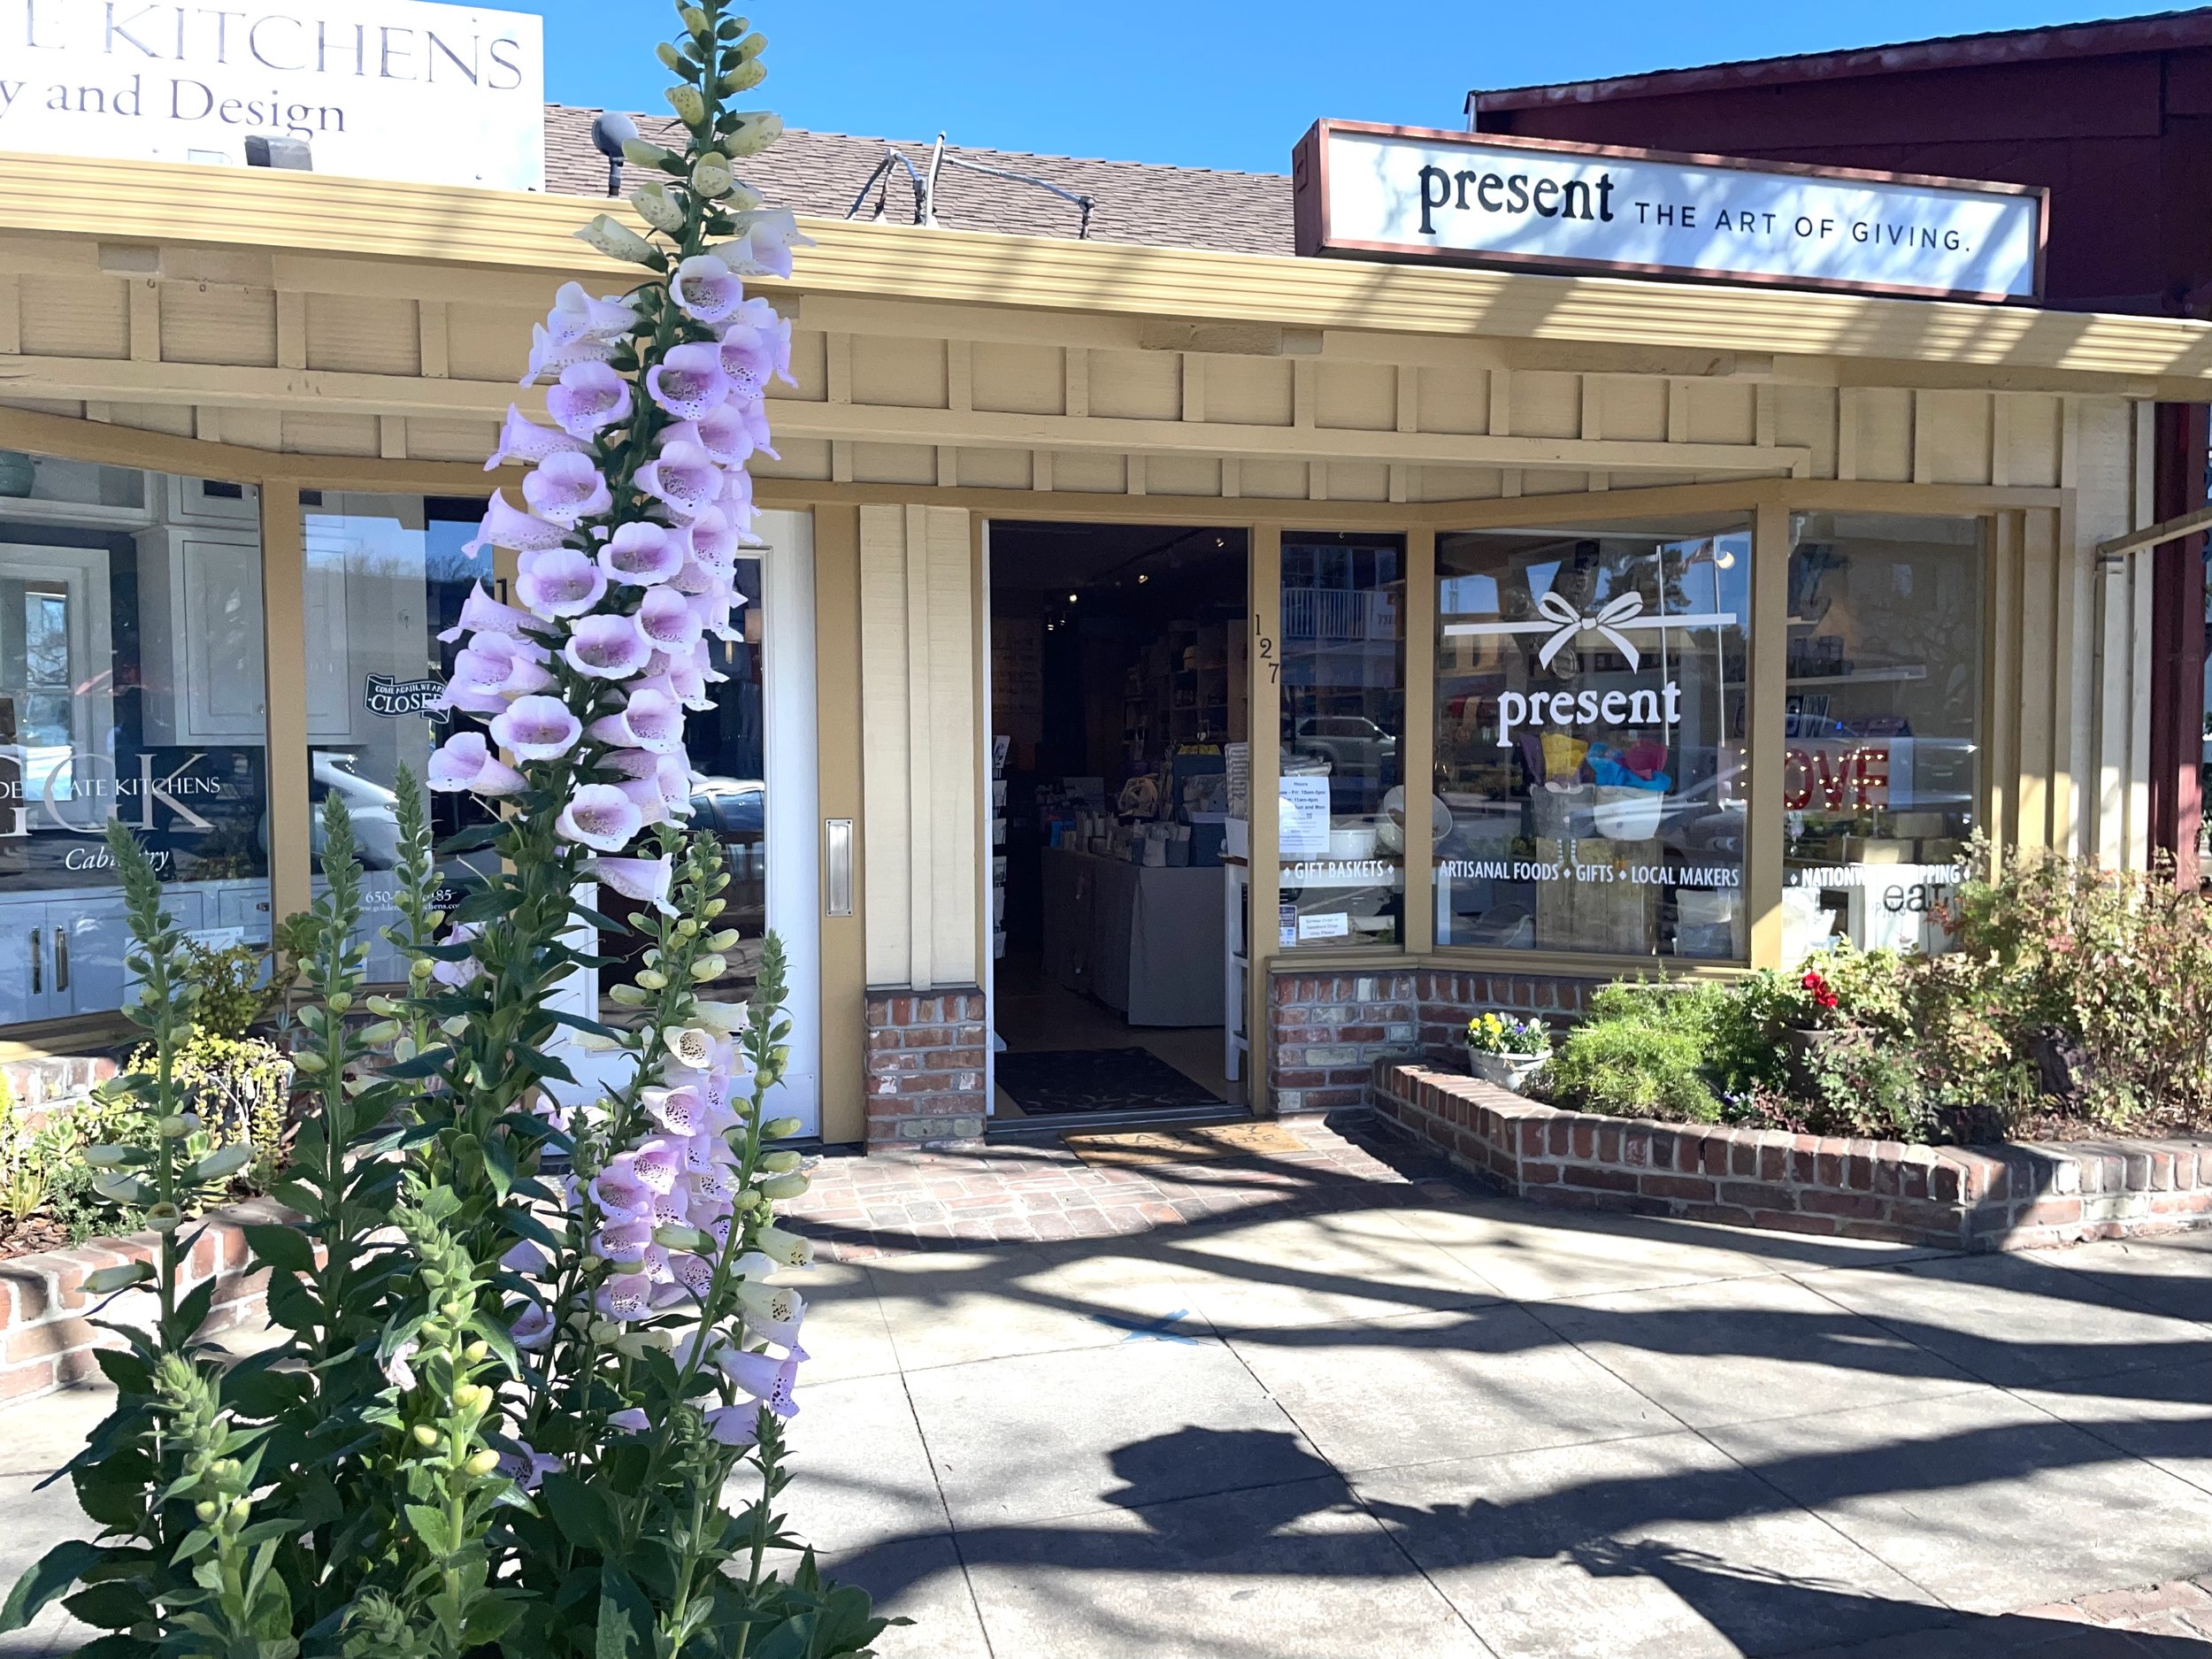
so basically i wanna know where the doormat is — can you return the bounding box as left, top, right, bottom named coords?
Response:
left=994, top=1047, right=1222, bottom=1117
left=1063, top=1121, right=1309, bottom=1169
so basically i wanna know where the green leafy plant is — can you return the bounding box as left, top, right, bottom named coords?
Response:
left=1536, top=981, right=1726, bottom=1121
left=183, top=940, right=270, bottom=1041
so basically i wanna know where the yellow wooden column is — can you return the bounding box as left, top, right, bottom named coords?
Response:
left=1747, top=498, right=1788, bottom=971
left=1402, top=527, right=1438, bottom=955
left=1248, top=524, right=1282, bottom=1112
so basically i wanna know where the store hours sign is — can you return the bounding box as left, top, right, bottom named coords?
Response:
left=1293, top=120, right=2046, bottom=302
left=0, top=0, right=544, bottom=190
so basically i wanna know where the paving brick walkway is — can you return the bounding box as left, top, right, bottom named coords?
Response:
left=783, top=1114, right=1464, bottom=1259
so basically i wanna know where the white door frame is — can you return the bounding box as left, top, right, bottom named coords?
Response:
left=757, top=509, right=822, bottom=1138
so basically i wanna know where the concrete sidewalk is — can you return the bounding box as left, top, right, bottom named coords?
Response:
left=6, top=1123, right=2212, bottom=1656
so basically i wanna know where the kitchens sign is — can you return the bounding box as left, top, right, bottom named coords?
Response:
left=1293, top=120, right=2046, bottom=302
left=0, top=0, right=543, bottom=190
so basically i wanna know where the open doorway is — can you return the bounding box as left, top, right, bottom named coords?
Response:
left=987, top=521, right=1250, bottom=1125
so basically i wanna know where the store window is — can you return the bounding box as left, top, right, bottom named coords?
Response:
left=1435, top=518, right=1750, bottom=959
left=0, top=455, right=270, bottom=1029
left=1279, top=531, right=1405, bottom=949
left=301, top=494, right=498, bottom=980
left=1781, top=512, right=1983, bottom=962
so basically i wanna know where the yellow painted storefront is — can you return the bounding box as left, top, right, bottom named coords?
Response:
left=0, top=152, right=2206, bottom=1142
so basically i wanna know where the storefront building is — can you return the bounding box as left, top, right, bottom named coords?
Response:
left=0, top=94, right=2208, bottom=1146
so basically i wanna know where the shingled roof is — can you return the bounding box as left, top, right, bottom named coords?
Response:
left=543, top=104, right=1294, bottom=257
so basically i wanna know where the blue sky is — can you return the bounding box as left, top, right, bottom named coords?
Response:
left=527, top=1, right=2156, bottom=174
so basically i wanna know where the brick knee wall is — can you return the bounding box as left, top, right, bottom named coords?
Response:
left=1268, top=967, right=1608, bottom=1113
left=1370, top=1061, right=2212, bottom=1252
left=864, top=987, right=987, bottom=1148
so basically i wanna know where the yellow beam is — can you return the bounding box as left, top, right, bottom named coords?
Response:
left=0, top=151, right=2204, bottom=388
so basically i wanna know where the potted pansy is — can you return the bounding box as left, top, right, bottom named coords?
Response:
left=1466, top=1010, right=1551, bottom=1091
left=1777, top=964, right=1847, bottom=1079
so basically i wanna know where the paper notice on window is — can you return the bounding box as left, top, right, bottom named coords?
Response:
left=1279, top=773, right=1332, bottom=858
left=1296, top=910, right=1351, bottom=941
left=1225, top=742, right=1250, bottom=818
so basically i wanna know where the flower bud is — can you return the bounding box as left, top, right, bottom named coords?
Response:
left=760, top=1172, right=810, bottom=1202
left=631, top=181, right=687, bottom=234
left=576, top=212, right=661, bottom=266
left=83, top=1260, right=155, bottom=1294
left=195, top=1499, right=219, bottom=1523
left=463, top=1340, right=489, bottom=1363
left=722, top=111, right=783, bottom=157
left=622, top=136, right=680, bottom=170
left=229, top=1497, right=250, bottom=1525
left=293, top=1049, right=326, bottom=1074
left=188, top=1143, right=251, bottom=1184
left=409, top=959, right=434, bottom=982
left=718, top=58, right=766, bottom=95
left=365, top=995, right=402, bottom=1017
left=465, top=1448, right=502, bottom=1477
left=636, top=969, right=669, bottom=992
left=441, top=1016, right=471, bottom=1038
left=411, top=1424, right=440, bottom=1448
left=359, top=1020, right=400, bottom=1046
left=760, top=1117, right=802, bottom=1141
left=453, top=1383, right=489, bottom=1412
left=760, top=1149, right=802, bottom=1174
left=680, top=6, right=710, bottom=34
left=688, top=955, right=726, bottom=982
left=733, top=30, right=766, bottom=60
left=665, top=83, right=707, bottom=126
left=652, top=1223, right=710, bottom=1251
left=326, top=991, right=352, bottom=1013
left=143, top=1203, right=183, bottom=1235
left=675, top=918, right=700, bottom=937
left=706, top=929, right=741, bottom=952
left=393, top=1035, right=418, bottom=1064
left=588, top=1317, right=623, bottom=1344
left=703, top=898, right=727, bottom=918
left=608, top=982, right=653, bottom=1008
left=655, top=40, right=685, bottom=72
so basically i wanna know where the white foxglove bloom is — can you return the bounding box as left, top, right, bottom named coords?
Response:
left=755, top=1225, right=814, bottom=1269
left=631, top=180, right=688, bottom=233
left=437, top=581, right=537, bottom=643
left=690, top=151, right=734, bottom=198
left=717, top=1346, right=801, bottom=1418
left=522, top=321, right=618, bottom=386
left=576, top=212, right=660, bottom=267
left=463, top=491, right=569, bottom=558
left=426, top=732, right=526, bottom=796
left=588, top=685, right=686, bottom=754
left=547, top=281, right=641, bottom=344
left=382, top=1339, right=419, bottom=1391
left=693, top=999, right=749, bottom=1034
left=595, top=855, right=677, bottom=915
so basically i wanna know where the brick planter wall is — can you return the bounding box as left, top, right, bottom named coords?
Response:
left=864, top=987, right=987, bottom=1148
left=0, top=1198, right=289, bottom=1404
left=1269, top=968, right=1609, bottom=1114
left=1372, top=1062, right=2212, bottom=1252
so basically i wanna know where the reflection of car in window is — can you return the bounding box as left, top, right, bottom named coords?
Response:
left=309, top=751, right=401, bottom=869
left=1288, top=716, right=1398, bottom=779
left=600, top=777, right=766, bottom=992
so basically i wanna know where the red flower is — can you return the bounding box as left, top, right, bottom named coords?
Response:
left=1800, top=969, right=1839, bottom=1011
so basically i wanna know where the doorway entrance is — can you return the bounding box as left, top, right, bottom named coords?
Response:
left=985, top=521, right=1252, bottom=1128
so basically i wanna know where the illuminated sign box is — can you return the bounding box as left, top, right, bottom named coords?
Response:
left=1293, top=119, right=2047, bottom=302
left=0, top=0, right=544, bottom=191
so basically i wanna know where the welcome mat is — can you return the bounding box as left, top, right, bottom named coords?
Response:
left=994, top=1047, right=1222, bottom=1117
left=1063, top=1120, right=1310, bottom=1169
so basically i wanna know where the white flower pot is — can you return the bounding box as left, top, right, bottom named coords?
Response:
left=1467, top=1047, right=1546, bottom=1093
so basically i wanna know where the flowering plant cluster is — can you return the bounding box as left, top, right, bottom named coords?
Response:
left=1797, top=968, right=1841, bottom=1018
left=1464, top=1011, right=1551, bottom=1056
left=1, top=5, right=898, bottom=1655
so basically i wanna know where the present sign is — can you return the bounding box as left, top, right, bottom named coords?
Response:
left=1293, top=120, right=2046, bottom=302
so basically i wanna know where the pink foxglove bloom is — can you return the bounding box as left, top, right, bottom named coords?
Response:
left=706, top=1403, right=763, bottom=1448
left=464, top=490, right=568, bottom=557
left=383, top=1340, right=419, bottom=1392
left=523, top=320, right=617, bottom=385
left=510, top=1303, right=555, bottom=1350
left=428, top=922, right=485, bottom=988
left=595, top=1272, right=655, bottom=1322
left=490, top=695, right=583, bottom=760
left=498, top=1444, right=564, bottom=1493
left=671, top=254, right=746, bottom=325
left=608, top=1409, right=650, bottom=1433
left=591, top=1156, right=653, bottom=1219
left=671, top=1252, right=717, bottom=1300
left=599, top=521, right=684, bottom=586
left=594, top=854, right=677, bottom=916
left=687, top=505, right=741, bottom=565
left=636, top=439, right=721, bottom=519
left=486, top=404, right=588, bottom=472
left=547, top=280, right=641, bottom=344
left=516, top=546, right=610, bottom=620
left=646, top=341, right=732, bottom=420
left=594, top=1216, right=655, bottom=1261
left=547, top=359, right=634, bottom=437
left=636, top=584, right=705, bottom=650
left=438, top=582, right=538, bottom=643
left=450, top=634, right=554, bottom=700
left=642, top=1085, right=709, bottom=1136
left=718, top=1346, right=801, bottom=1418
left=522, top=450, right=613, bottom=527
left=739, top=1281, right=807, bottom=1350
left=588, top=686, right=685, bottom=753
left=608, top=754, right=691, bottom=821
left=564, top=613, right=653, bottom=680
left=557, top=783, right=644, bottom=851
left=631, top=1137, right=685, bottom=1194
left=426, top=732, right=527, bottom=796
left=718, top=299, right=795, bottom=398
left=719, top=209, right=813, bottom=280
left=501, top=1240, right=549, bottom=1275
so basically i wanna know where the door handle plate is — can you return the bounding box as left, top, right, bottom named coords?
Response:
left=824, top=818, right=854, bottom=918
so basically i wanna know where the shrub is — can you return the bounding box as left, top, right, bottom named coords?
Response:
left=181, top=940, right=268, bottom=1039
left=1537, top=981, right=1725, bottom=1121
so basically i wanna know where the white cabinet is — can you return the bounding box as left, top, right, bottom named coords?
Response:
left=0, top=891, right=128, bottom=1025
left=138, top=528, right=267, bottom=745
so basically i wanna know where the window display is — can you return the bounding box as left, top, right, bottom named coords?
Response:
left=0, top=455, right=270, bottom=1026
left=1435, top=518, right=1750, bottom=959
left=1780, top=512, right=1982, bottom=961
left=1279, top=532, right=1405, bottom=949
